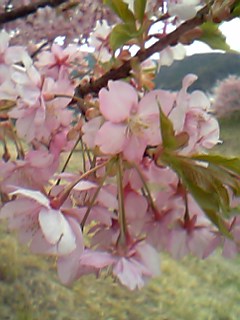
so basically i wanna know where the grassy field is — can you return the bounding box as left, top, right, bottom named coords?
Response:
left=1, top=119, right=240, bottom=320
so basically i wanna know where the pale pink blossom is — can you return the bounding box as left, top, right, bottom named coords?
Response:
left=204, top=217, right=240, bottom=259
left=0, top=149, right=58, bottom=193
left=0, top=188, right=84, bottom=257
left=144, top=189, right=185, bottom=251
left=36, top=43, right=87, bottom=79
left=168, top=74, right=220, bottom=153
left=75, top=242, right=160, bottom=290
left=9, top=68, right=74, bottom=143
left=89, top=20, right=112, bottom=62
left=95, top=80, right=167, bottom=162
left=167, top=197, right=215, bottom=259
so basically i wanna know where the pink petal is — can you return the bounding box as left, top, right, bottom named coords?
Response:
left=73, top=180, right=97, bottom=191
left=189, top=91, right=210, bottom=109
left=138, top=89, right=175, bottom=117
left=30, top=229, right=57, bottom=254
left=0, top=31, right=9, bottom=53
left=113, top=258, right=145, bottom=290
left=95, top=121, right=127, bottom=154
left=123, top=135, right=146, bottom=162
left=57, top=217, right=85, bottom=284
left=0, top=198, right=37, bottom=219
left=125, top=192, right=148, bottom=221
left=168, top=228, right=188, bottom=259
left=136, top=243, right=161, bottom=277
left=39, top=208, right=76, bottom=255
left=10, top=188, right=49, bottom=206
left=80, top=250, right=115, bottom=268
left=99, top=80, right=138, bottom=122
left=82, top=116, right=102, bottom=148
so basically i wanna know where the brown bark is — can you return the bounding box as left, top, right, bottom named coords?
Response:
left=0, top=0, right=68, bottom=25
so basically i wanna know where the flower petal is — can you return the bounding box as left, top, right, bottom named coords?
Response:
left=99, top=80, right=138, bottom=122
left=39, top=208, right=76, bottom=255
left=95, top=121, right=127, bottom=154
left=10, top=188, right=49, bottom=207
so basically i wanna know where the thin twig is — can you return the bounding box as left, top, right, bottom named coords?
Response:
left=75, top=3, right=211, bottom=98
left=0, top=0, right=68, bottom=25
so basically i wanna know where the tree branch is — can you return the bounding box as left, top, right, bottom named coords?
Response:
left=75, top=4, right=211, bottom=98
left=0, top=0, right=68, bottom=25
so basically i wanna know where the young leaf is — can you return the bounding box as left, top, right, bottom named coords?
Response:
left=134, top=0, right=147, bottom=24
left=104, top=0, right=135, bottom=24
left=159, top=104, right=177, bottom=150
left=110, top=23, right=136, bottom=51
left=198, top=22, right=232, bottom=52
left=191, top=154, right=240, bottom=176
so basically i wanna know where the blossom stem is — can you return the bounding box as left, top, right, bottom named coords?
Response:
left=116, top=156, right=127, bottom=246
left=81, top=163, right=112, bottom=230
left=79, top=137, right=86, bottom=173
left=55, top=135, right=81, bottom=185
left=132, top=163, right=157, bottom=213
left=51, top=158, right=111, bottom=208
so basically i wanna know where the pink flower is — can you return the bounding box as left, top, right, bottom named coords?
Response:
left=167, top=197, right=215, bottom=259
left=182, top=108, right=220, bottom=153
left=124, top=190, right=148, bottom=238
left=89, top=20, right=112, bottom=62
left=9, top=68, right=74, bottom=143
left=68, top=242, right=160, bottom=290
left=0, top=188, right=84, bottom=256
left=95, top=80, right=168, bottom=162
left=204, top=217, right=240, bottom=259
left=0, top=30, right=31, bottom=66
left=0, top=149, right=58, bottom=193
left=144, top=190, right=185, bottom=251
left=36, top=43, right=87, bottom=79
left=167, top=74, right=220, bottom=153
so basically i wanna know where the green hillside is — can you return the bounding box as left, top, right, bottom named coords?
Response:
left=155, top=52, right=240, bottom=92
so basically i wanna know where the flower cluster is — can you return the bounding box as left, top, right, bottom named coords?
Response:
left=0, top=0, right=239, bottom=291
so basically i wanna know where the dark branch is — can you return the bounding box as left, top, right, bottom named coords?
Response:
left=75, top=4, right=210, bottom=98
left=0, top=0, right=68, bottom=25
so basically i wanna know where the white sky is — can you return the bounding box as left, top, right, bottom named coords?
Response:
left=186, top=18, right=240, bottom=55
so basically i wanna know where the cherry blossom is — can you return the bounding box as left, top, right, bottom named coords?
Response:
left=74, top=242, right=160, bottom=290
left=0, top=2, right=239, bottom=292
left=95, top=80, right=162, bottom=162
left=89, top=20, right=112, bottom=63
left=0, top=188, right=84, bottom=256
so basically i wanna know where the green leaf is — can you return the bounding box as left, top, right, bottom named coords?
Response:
left=104, top=0, right=135, bottom=24
left=232, top=0, right=240, bottom=17
left=134, top=0, right=147, bottom=23
left=191, top=154, right=240, bottom=197
left=110, top=23, right=136, bottom=51
left=161, top=153, right=232, bottom=238
left=205, top=209, right=231, bottom=238
left=159, top=105, right=177, bottom=150
left=158, top=106, right=189, bottom=151
left=191, top=154, right=240, bottom=175
left=198, top=22, right=232, bottom=52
